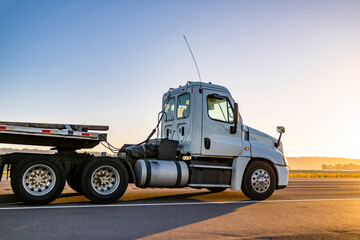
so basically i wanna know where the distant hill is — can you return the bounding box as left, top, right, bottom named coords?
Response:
left=287, top=157, right=360, bottom=170
left=0, top=148, right=55, bottom=155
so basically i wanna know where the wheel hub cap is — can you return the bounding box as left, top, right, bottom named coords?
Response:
left=22, top=164, right=56, bottom=196
left=91, top=165, right=120, bottom=195
left=251, top=169, right=271, bottom=193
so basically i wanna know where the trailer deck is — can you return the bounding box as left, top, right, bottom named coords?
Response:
left=0, top=121, right=108, bottom=150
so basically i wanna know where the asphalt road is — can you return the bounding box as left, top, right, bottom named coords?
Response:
left=1, top=178, right=360, bottom=239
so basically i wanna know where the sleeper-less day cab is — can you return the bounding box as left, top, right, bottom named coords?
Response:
left=0, top=82, right=288, bottom=204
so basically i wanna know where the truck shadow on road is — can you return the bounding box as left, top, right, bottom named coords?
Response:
left=0, top=192, right=83, bottom=205
left=78, top=190, right=258, bottom=239
left=82, top=190, right=259, bottom=239
left=114, top=191, right=258, bottom=239
left=0, top=189, right=260, bottom=239
left=0, top=194, right=18, bottom=205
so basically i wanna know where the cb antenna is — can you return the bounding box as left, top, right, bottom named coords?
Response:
left=183, top=35, right=202, bottom=84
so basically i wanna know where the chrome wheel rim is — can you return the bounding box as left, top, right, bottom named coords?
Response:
left=91, top=165, right=120, bottom=195
left=22, top=164, right=56, bottom=196
left=251, top=168, right=271, bottom=193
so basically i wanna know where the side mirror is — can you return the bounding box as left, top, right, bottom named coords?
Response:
left=230, top=103, right=239, bottom=134
left=275, top=126, right=285, bottom=148
left=277, top=126, right=285, bottom=133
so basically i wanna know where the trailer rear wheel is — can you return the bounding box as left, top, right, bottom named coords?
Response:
left=11, top=157, right=66, bottom=204
left=241, top=161, right=276, bottom=200
left=81, top=158, right=128, bottom=204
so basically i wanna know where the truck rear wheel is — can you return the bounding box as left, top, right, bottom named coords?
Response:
left=241, top=161, right=276, bottom=200
left=81, top=157, right=128, bottom=204
left=11, top=157, right=66, bottom=205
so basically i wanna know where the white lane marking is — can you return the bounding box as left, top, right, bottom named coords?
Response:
left=289, top=179, right=360, bottom=181
left=1, top=198, right=360, bottom=211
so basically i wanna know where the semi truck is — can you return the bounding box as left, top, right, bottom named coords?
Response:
left=0, top=81, right=289, bottom=205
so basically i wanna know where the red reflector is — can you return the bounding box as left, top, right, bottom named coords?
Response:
left=82, top=133, right=90, bottom=136
left=42, top=130, right=51, bottom=133
left=0, top=126, right=6, bottom=130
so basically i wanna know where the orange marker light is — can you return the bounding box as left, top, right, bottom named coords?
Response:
left=244, top=147, right=249, bottom=151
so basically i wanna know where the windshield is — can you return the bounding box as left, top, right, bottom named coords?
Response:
left=207, top=95, right=234, bottom=123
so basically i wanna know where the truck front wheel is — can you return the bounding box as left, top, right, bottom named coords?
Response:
left=241, top=161, right=276, bottom=200
left=81, top=158, right=129, bottom=204
left=11, top=157, right=66, bottom=205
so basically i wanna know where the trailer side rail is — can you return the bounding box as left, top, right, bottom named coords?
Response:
left=0, top=124, right=105, bottom=141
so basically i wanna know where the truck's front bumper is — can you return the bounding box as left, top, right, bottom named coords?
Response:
left=275, top=165, right=289, bottom=189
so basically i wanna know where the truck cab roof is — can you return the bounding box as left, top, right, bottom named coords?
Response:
left=163, top=81, right=232, bottom=98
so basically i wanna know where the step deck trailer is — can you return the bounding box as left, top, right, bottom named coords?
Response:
left=0, top=82, right=289, bottom=205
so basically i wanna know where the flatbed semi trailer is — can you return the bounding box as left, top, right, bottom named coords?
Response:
left=0, top=82, right=289, bottom=205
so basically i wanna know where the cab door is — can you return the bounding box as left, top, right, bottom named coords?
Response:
left=162, top=93, right=191, bottom=151
left=162, top=96, right=176, bottom=139
left=175, top=93, right=191, bottom=145
left=201, top=90, right=243, bottom=156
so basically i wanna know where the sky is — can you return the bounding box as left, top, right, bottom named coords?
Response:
left=0, top=1, right=360, bottom=158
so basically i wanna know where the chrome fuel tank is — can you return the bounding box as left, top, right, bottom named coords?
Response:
left=135, top=159, right=189, bottom=187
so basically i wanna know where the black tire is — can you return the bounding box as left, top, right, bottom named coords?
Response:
left=206, top=187, right=227, bottom=193
left=11, top=157, right=66, bottom=205
left=81, top=157, right=129, bottom=204
left=241, top=161, right=276, bottom=200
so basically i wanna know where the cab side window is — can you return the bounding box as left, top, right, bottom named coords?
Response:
left=164, top=97, right=175, bottom=121
left=207, top=94, right=234, bottom=123
left=177, top=93, right=190, bottom=119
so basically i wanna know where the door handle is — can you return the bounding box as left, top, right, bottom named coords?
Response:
left=204, top=138, right=211, bottom=150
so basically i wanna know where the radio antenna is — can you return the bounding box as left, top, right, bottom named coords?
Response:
left=183, top=35, right=202, bottom=83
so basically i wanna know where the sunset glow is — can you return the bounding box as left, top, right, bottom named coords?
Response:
left=1, top=1, right=359, bottom=158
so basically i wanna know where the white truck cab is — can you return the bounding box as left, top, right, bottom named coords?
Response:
left=160, top=81, right=289, bottom=198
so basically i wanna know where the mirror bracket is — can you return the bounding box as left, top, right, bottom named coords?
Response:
left=275, top=126, right=285, bottom=148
